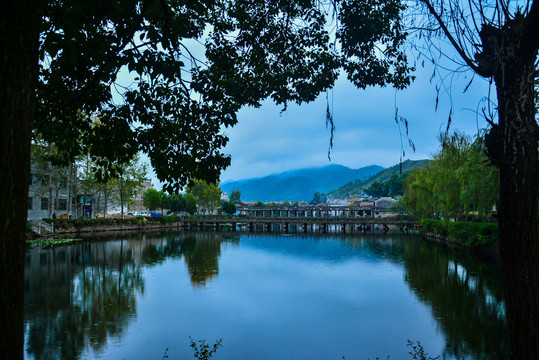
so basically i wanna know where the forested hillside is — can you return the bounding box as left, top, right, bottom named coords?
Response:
left=329, top=160, right=430, bottom=197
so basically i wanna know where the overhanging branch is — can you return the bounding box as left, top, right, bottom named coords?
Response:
left=418, top=0, right=485, bottom=76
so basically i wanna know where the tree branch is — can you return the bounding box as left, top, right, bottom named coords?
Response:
left=418, top=0, right=484, bottom=76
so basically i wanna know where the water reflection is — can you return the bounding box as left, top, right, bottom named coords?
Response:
left=402, top=242, right=507, bottom=359
left=24, top=232, right=506, bottom=360
left=138, top=232, right=239, bottom=285
left=24, top=232, right=238, bottom=359
left=24, top=240, right=143, bottom=359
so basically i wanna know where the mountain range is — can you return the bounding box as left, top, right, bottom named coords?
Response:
left=220, top=164, right=384, bottom=202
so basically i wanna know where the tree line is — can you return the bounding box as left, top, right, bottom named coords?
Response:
left=143, top=180, right=238, bottom=216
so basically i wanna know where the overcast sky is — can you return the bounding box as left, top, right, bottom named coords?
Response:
left=218, top=64, right=491, bottom=183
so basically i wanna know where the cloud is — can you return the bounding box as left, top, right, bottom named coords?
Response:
left=220, top=66, right=490, bottom=182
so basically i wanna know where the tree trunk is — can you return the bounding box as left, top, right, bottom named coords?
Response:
left=120, top=179, right=124, bottom=218
left=491, top=43, right=539, bottom=360
left=67, top=163, right=73, bottom=216
left=104, top=185, right=108, bottom=219
left=0, top=1, right=41, bottom=359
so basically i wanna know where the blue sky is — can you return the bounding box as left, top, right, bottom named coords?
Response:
left=219, top=64, right=491, bottom=182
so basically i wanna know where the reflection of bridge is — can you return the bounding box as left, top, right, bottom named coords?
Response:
left=182, top=206, right=416, bottom=234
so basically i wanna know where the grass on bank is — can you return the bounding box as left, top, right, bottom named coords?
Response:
left=420, top=219, right=498, bottom=248
left=27, top=238, right=84, bottom=246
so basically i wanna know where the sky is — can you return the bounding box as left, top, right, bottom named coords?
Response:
left=217, top=65, right=491, bottom=183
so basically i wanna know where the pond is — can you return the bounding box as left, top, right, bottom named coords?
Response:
left=24, top=231, right=507, bottom=360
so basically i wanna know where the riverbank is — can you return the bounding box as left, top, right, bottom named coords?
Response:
left=419, top=219, right=499, bottom=258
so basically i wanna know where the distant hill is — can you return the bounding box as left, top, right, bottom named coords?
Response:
left=329, top=160, right=431, bottom=197
left=220, top=164, right=384, bottom=202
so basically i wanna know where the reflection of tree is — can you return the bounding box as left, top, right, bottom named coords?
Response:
left=24, top=232, right=232, bottom=358
left=139, top=232, right=235, bottom=287
left=180, top=234, right=222, bottom=287
left=336, top=235, right=507, bottom=359
left=24, top=240, right=143, bottom=359
left=402, top=242, right=508, bottom=359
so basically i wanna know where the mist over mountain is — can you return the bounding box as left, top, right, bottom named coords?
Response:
left=220, top=164, right=384, bottom=202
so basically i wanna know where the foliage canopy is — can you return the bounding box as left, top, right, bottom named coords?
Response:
left=35, top=0, right=413, bottom=192
left=402, top=132, right=499, bottom=220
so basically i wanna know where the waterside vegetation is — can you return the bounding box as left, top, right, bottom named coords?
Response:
left=402, top=133, right=499, bottom=221
left=420, top=219, right=498, bottom=254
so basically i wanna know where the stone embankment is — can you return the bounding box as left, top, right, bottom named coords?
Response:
left=53, top=221, right=183, bottom=234
left=33, top=217, right=186, bottom=237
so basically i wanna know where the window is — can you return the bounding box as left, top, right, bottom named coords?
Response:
left=58, top=198, right=67, bottom=210
left=41, top=197, right=49, bottom=210
left=27, top=197, right=33, bottom=210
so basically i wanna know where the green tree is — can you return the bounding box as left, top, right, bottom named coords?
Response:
left=364, top=174, right=406, bottom=197
left=183, top=193, right=198, bottom=215
left=310, top=192, right=328, bottom=205
left=402, top=133, right=499, bottom=220
left=188, top=180, right=221, bottom=215
left=229, top=189, right=241, bottom=203
left=364, top=181, right=388, bottom=197
left=164, top=193, right=184, bottom=214
left=221, top=201, right=236, bottom=215
left=142, top=188, right=162, bottom=212
left=402, top=166, right=439, bottom=220
left=112, top=157, right=147, bottom=218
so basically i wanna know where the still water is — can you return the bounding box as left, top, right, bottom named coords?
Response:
left=24, top=231, right=507, bottom=360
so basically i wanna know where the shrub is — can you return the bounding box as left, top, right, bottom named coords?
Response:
left=420, top=219, right=498, bottom=248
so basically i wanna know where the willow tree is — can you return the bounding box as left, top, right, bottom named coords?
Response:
left=404, top=1, right=539, bottom=357
left=402, top=133, right=499, bottom=219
